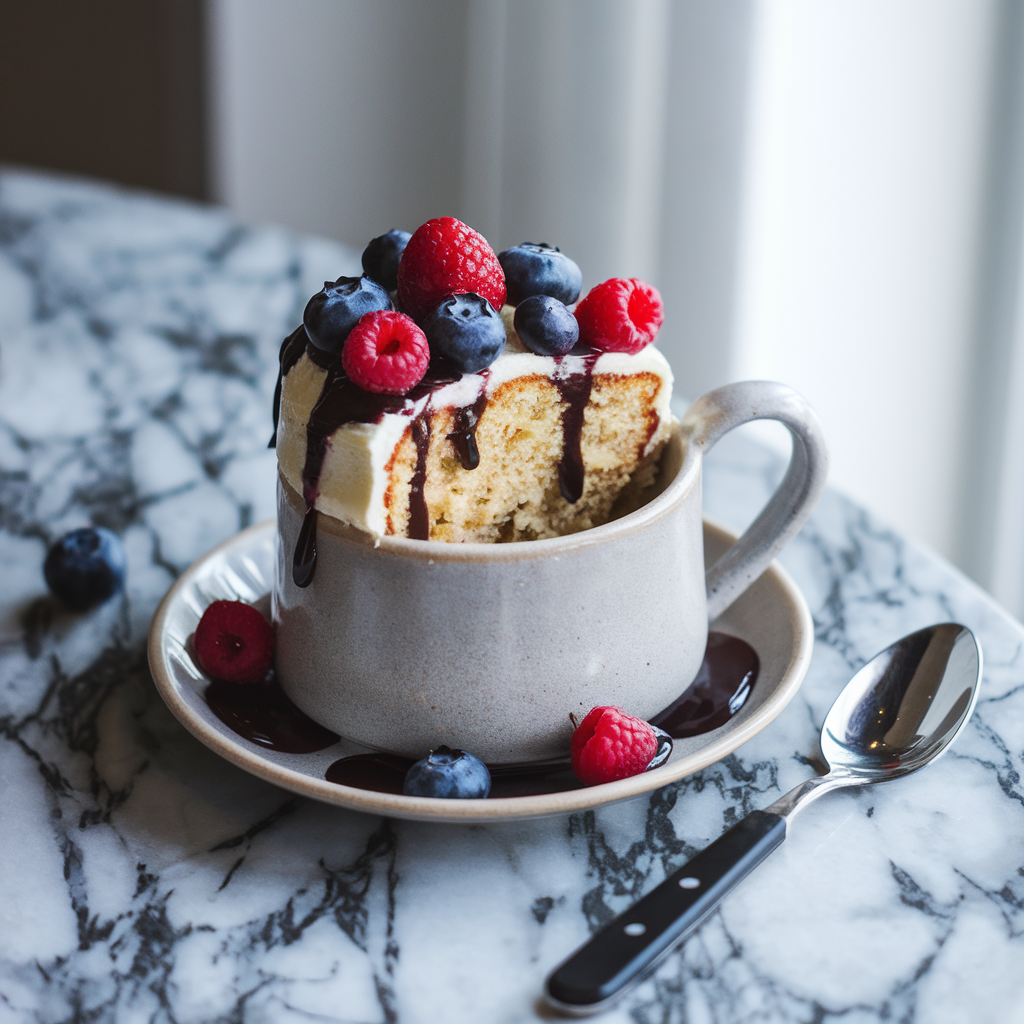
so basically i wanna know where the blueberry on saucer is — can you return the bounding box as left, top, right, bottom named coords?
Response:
left=403, top=746, right=492, bottom=798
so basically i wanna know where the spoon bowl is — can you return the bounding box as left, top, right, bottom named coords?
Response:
left=545, top=623, right=982, bottom=1015
left=821, top=623, right=980, bottom=781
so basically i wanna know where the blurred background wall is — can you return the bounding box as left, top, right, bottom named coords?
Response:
left=4, top=0, right=1024, bottom=620
left=0, top=0, right=208, bottom=199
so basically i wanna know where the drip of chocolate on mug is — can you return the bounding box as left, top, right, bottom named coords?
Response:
left=289, top=336, right=458, bottom=585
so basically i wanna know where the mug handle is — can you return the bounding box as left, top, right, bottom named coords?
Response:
left=681, top=381, right=829, bottom=621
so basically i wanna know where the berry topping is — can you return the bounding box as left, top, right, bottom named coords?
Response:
left=498, top=243, right=583, bottom=306
left=303, top=275, right=392, bottom=354
left=44, top=527, right=126, bottom=610
left=513, top=295, right=579, bottom=356
left=397, top=217, right=506, bottom=321
left=422, top=293, right=506, bottom=373
left=362, top=229, right=411, bottom=292
left=194, top=600, right=274, bottom=684
left=574, top=278, right=664, bottom=354
left=570, top=706, right=658, bottom=786
left=403, top=745, right=492, bottom=798
left=342, top=310, right=430, bottom=394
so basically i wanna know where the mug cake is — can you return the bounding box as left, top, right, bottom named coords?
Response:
left=164, top=216, right=826, bottom=794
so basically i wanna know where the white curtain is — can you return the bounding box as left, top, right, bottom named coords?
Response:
left=209, top=0, right=1024, bottom=619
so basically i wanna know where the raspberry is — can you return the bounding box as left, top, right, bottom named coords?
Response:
left=574, top=278, right=664, bottom=354
left=570, top=706, right=658, bottom=786
left=397, top=217, right=506, bottom=321
left=194, top=600, right=274, bottom=684
left=342, top=310, right=430, bottom=394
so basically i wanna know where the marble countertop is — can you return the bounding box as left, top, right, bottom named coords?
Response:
left=2, top=169, right=1024, bottom=1024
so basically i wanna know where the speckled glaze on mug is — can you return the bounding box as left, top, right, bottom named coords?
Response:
left=272, top=381, right=828, bottom=763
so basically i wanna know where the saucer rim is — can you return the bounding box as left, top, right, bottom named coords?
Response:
left=148, top=518, right=813, bottom=824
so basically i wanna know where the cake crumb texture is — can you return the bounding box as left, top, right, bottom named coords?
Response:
left=384, top=373, right=667, bottom=541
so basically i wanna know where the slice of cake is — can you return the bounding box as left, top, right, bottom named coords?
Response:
left=270, top=218, right=675, bottom=584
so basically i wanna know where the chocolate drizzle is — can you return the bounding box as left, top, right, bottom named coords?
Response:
left=446, top=373, right=490, bottom=471
left=282, top=329, right=458, bottom=584
left=276, top=330, right=613, bottom=581
left=553, top=353, right=598, bottom=503
left=202, top=632, right=759, bottom=790
left=269, top=326, right=309, bottom=448
left=407, top=415, right=432, bottom=540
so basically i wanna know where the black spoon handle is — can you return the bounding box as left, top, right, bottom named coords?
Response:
left=545, top=810, right=787, bottom=1014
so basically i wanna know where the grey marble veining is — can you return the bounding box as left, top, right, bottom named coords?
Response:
left=1, top=168, right=1024, bottom=1024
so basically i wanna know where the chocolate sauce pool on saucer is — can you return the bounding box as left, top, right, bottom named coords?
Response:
left=203, top=633, right=757, bottom=791
left=324, top=753, right=586, bottom=798
left=320, top=631, right=760, bottom=797
left=325, top=753, right=412, bottom=794
left=650, top=632, right=760, bottom=738
left=205, top=672, right=340, bottom=753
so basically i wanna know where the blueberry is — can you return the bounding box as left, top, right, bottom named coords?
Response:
left=403, top=746, right=492, bottom=798
left=422, top=293, right=506, bottom=373
left=513, top=295, right=579, bottom=356
left=361, top=229, right=411, bottom=292
left=303, top=276, right=392, bottom=354
left=498, top=243, right=583, bottom=306
left=44, top=527, right=126, bottom=611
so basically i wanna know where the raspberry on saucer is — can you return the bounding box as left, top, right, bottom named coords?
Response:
left=570, top=706, right=659, bottom=786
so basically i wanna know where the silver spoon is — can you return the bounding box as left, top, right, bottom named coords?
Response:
left=544, top=623, right=982, bottom=1016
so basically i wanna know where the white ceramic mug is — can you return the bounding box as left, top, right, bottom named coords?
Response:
left=272, top=381, right=828, bottom=763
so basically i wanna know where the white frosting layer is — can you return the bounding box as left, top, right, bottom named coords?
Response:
left=277, top=318, right=674, bottom=536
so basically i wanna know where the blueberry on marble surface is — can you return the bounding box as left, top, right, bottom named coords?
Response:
left=361, top=229, right=411, bottom=292
left=513, top=295, right=579, bottom=356
left=498, top=243, right=583, bottom=306
left=44, top=527, right=126, bottom=611
left=303, top=276, right=392, bottom=354
left=422, top=293, right=506, bottom=374
left=403, top=746, right=492, bottom=798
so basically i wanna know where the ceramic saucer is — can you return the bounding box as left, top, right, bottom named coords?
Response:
left=148, top=518, right=812, bottom=823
